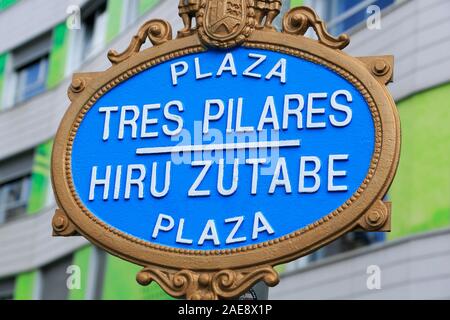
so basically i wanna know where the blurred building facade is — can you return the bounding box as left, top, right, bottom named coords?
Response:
left=0, top=0, right=448, bottom=300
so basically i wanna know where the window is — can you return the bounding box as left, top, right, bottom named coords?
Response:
left=0, top=150, right=34, bottom=224
left=0, top=278, right=15, bottom=300
left=6, top=32, right=52, bottom=106
left=285, top=230, right=386, bottom=272
left=0, top=176, right=31, bottom=224
left=40, top=255, right=74, bottom=300
left=82, top=1, right=107, bottom=60
left=67, top=0, right=107, bottom=73
left=311, top=0, right=396, bottom=35
left=319, top=232, right=385, bottom=261
left=15, top=56, right=49, bottom=103
left=308, top=231, right=386, bottom=262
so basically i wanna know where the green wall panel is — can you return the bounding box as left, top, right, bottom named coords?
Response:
left=68, top=246, right=92, bottom=300
left=47, top=23, right=69, bottom=89
left=106, top=0, right=124, bottom=43
left=14, top=271, right=38, bottom=300
left=0, top=53, right=7, bottom=110
left=0, top=0, right=17, bottom=11
left=290, top=0, right=303, bottom=7
left=139, top=0, right=159, bottom=16
left=27, top=140, right=53, bottom=215
left=389, top=83, right=450, bottom=239
left=14, top=138, right=54, bottom=300
left=102, top=255, right=173, bottom=300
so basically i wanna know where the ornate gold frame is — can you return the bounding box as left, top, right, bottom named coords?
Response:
left=52, top=6, right=401, bottom=300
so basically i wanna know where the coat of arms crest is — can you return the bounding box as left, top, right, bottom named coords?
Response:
left=196, top=0, right=256, bottom=48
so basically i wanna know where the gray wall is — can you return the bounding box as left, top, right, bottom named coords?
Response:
left=2, top=0, right=450, bottom=161
left=345, top=0, right=450, bottom=101
left=270, top=228, right=450, bottom=299
left=0, top=0, right=89, bottom=53
left=271, top=0, right=450, bottom=299
left=1, top=0, right=450, bottom=292
left=0, top=207, right=87, bottom=278
left=0, top=0, right=183, bottom=162
left=0, top=0, right=182, bottom=278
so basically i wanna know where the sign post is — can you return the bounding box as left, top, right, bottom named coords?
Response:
left=52, top=1, right=400, bottom=300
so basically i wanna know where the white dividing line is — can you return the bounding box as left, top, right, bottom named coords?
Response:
left=136, top=140, right=301, bottom=155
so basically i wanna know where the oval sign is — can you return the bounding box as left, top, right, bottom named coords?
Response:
left=53, top=32, right=399, bottom=271
left=72, top=47, right=375, bottom=250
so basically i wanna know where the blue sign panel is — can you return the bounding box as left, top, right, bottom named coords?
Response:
left=71, top=47, right=375, bottom=251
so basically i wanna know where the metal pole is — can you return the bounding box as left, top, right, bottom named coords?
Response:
left=238, top=283, right=269, bottom=300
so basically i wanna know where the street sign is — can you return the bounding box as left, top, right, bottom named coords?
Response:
left=52, top=2, right=400, bottom=300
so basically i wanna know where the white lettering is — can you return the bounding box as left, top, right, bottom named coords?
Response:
left=119, top=105, right=139, bottom=139
left=198, top=220, right=220, bottom=246
left=265, top=58, right=287, bottom=84
left=125, top=164, right=146, bottom=199
left=150, top=162, right=171, bottom=198
left=141, top=104, right=160, bottom=138
left=217, top=53, right=237, bottom=77
left=235, top=97, right=254, bottom=133
left=243, top=53, right=266, bottom=79
left=163, top=100, right=184, bottom=136
left=171, top=61, right=188, bottom=86
left=217, top=159, right=239, bottom=196
left=283, top=95, right=304, bottom=130
left=307, top=93, right=327, bottom=129
left=195, top=57, right=213, bottom=80
left=299, top=157, right=321, bottom=193
left=152, top=214, right=175, bottom=238
left=246, top=158, right=267, bottom=195
left=269, top=158, right=292, bottom=194
left=176, top=219, right=193, bottom=244
left=330, top=90, right=353, bottom=127
left=99, top=107, right=118, bottom=141
left=328, top=154, right=349, bottom=192
left=89, top=166, right=111, bottom=201
left=189, top=160, right=213, bottom=197
left=252, top=212, right=275, bottom=240
left=225, top=216, right=246, bottom=244
left=203, top=99, right=225, bottom=134
left=258, top=96, right=280, bottom=131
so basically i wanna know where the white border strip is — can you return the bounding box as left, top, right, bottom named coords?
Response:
left=136, top=140, right=301, bottom=155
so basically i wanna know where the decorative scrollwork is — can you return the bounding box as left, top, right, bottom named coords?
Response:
left=212, top=267, right=279, bottom=299
left=108, top=19, right=172, bottom=65
left=137, top=268, right=194, bottom=298
left=282, top=6, right=350, bottom=50
left=136, top=266, right=279, bottom=300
